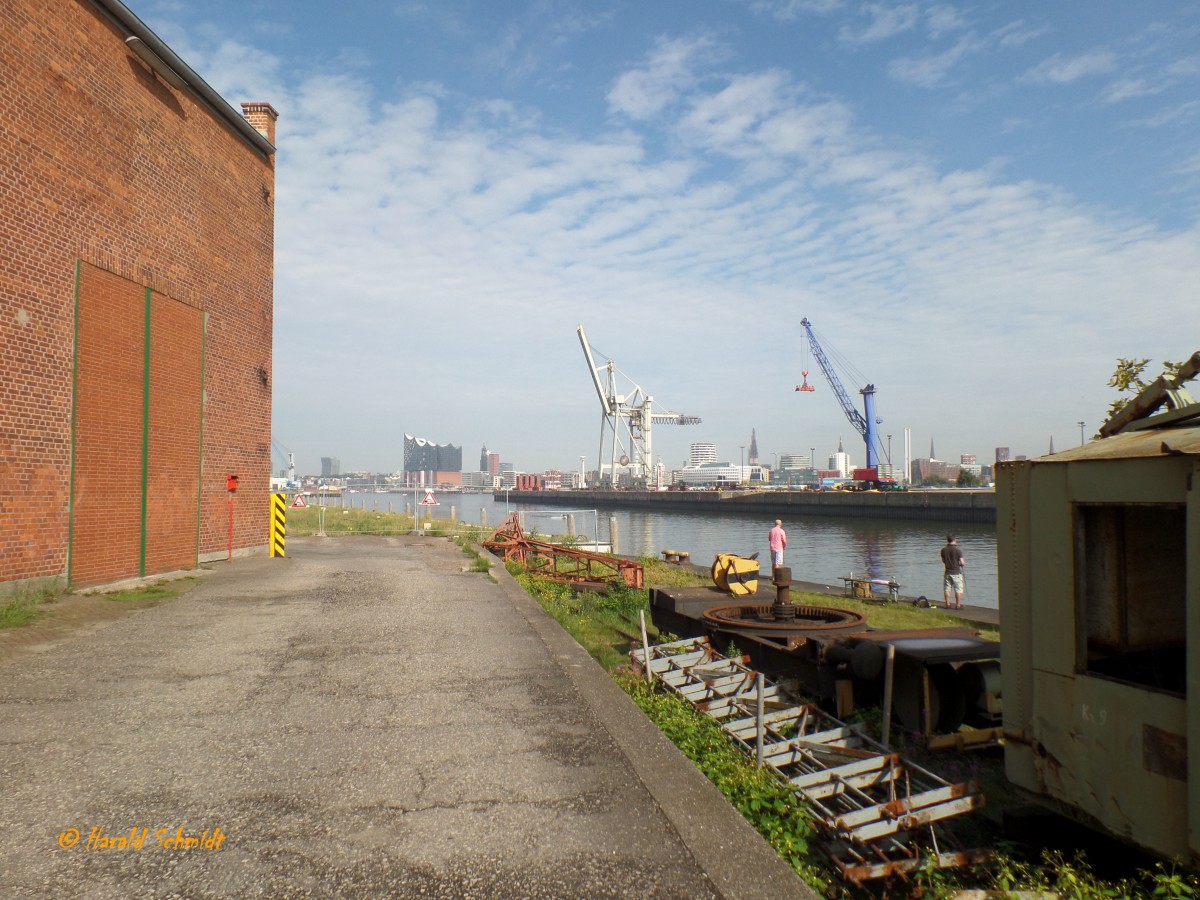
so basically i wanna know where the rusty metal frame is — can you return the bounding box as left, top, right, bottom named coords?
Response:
left=631, top=636, right=989, bottom=884
left=483, top=513, right=644, bottom=588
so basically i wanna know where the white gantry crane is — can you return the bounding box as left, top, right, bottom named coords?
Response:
left=577, top=325, right=700, bottom=489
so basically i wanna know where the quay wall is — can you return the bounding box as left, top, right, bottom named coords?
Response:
left=493, top=489, right=996, bottom=525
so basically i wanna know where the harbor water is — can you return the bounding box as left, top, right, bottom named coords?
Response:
left=320, top=490, right=999, bottom=609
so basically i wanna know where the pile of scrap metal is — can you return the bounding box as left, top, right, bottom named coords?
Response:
left=482, top=512, right=644, bottom=589
left=630, top=635, right=989, bottom=884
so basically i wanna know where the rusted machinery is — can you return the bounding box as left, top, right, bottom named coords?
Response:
left=651, top=568, right=1002, bottom=742
left=482, top=512, right=644, bottom=589
left=630, top=635, right=989, bottom=883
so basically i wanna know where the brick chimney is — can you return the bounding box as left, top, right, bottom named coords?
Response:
left=240, top=102, right=279, bottom=146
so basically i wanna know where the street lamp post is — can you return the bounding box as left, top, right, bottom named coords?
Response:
left=1077, top=421, right=1085, bottom=446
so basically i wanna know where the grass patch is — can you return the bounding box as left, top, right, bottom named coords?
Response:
left=285, top=506, right=498, bottom=545
left=0, top=584, right=60, bottom=629
left=452, top=536, right=497, bottom=581
left=100, top=578, right=199, bottom=603
left=619, top=672, right=828, bottom=892
left=286, top=506, right=415, bottom=535
left=789, top=590, right=1000, bottom=642
left=513, top=567, right=653, bottom=671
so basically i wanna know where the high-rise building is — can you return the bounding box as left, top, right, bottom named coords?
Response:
left=961, top=454, right=977, bottom=465
left=321, top=456, right=340, bottom=478
left=479, top=445, right=488, bottom=472
left=487, top=452, right=500, bottom=476
left=404, top=434, right=462, bottom=472
left=995, top=447, right=1011, bottom=464
left=689, top=443, right=717, bottom=466
left=778, top=453, right=812, bottom=470
left=830, top=437, right=851, bottom=477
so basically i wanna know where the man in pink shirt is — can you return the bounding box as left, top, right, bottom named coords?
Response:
left=768, top=519, right=787, bottom=569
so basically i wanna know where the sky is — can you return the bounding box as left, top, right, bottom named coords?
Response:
left=136, top=0, right=1200, bottom=476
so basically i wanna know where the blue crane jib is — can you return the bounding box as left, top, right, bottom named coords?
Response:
left=800, top=318, right=881, bottom=470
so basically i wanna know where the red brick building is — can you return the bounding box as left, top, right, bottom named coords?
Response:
left=0, top=0, right=276, bottom=589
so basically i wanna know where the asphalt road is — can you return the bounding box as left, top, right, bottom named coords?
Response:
left=0, top=536, right=814, bottom=899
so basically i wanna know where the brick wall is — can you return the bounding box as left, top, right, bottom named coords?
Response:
left=0, top=0, right=275, bottom=588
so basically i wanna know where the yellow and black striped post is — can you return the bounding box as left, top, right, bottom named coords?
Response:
left=270, top=493, right=286, bottom=557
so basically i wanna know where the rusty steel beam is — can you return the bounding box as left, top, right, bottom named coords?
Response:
left=483, top=513, right=644, bottom=588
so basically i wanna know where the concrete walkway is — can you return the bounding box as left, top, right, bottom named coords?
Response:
left=0, top=536, right=815, bottom=899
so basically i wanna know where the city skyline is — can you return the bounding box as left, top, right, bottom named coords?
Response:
left=137, top=1, right=1199, bottom=474
left=299, top=430, right=1013, bottom=478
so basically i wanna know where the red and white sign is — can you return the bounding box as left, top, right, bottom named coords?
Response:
left=290, top=494, right=308, bottom=508
left=420, top=490, right=439, bottom=506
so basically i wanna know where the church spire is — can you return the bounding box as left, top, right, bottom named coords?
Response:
left=748, top=428, right=759, bottom=465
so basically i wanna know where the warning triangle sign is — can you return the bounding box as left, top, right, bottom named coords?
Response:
left=420, top=490, right=439, bottom=506
left=290, top=494, right=308, bottom=508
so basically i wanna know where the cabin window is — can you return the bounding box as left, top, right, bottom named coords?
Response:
left=1074, top=503, right=1187, bottom=696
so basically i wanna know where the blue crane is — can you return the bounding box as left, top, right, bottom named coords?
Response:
left=798, top=318, right=884, bottom=470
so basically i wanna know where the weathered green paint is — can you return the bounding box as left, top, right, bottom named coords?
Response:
left=140, top=287, right=152, bottom=578
left=195, top=312, right=207, bottom=565
left=66, top=259, right=82, bottom=588
left=998, top=435, right=1199, bottom=865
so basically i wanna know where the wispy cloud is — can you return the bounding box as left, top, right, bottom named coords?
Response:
left=744, top=0, right=845, bottom=21
left=838, top=3, right=919, bottom=45
left=607, top=35, right=717, bottom=120
left=1130, top=100, right=1199, bottom=128
left=1101, top=76, right=1167, bottom=104
left=175, top=24, right=1199, bottom=470
left=925, top=5, right=965, bottom=39
left=888, top=35, right=977, bottom=87
left=1023, top=49, right=1117, bottom=84
left=993, top=19, right=1049, bottom=49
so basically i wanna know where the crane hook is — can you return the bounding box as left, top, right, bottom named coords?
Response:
left=796, top=371, right=815, bottom=393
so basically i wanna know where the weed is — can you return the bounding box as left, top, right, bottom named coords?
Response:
left=619, top=673, right=828, bottom=892
left=501, top=555, right=1195, bottom=897
left=0, top=584, right=59, bottom=629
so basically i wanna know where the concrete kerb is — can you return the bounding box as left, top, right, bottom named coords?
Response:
left=479, top=544, right=818, bottom=900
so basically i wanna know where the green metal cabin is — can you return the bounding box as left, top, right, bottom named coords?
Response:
left=997, top=354, right=1200, bottom=865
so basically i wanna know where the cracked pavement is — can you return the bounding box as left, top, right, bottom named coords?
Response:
left=0, top=536, right=813, bottom=898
